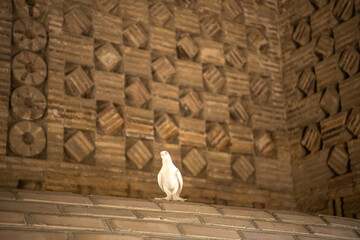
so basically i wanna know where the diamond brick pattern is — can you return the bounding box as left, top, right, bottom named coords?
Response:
left=200, top=14, right=221, bottom=40
left=152, top=56, right=175, bottom=83
left=333, top=0, right=354, bottom=21
left=320, top=87, right=339, bottom=115
left=229, top=99, right=249, bottom=124
left=155, top=114, right=179, bottom=141
left=203, top=65, right=225, bottom=93
left=320, top=112, right=352, bottom=147
left=225, top=46, right=246, bottom=70
left=64, top=131, right=95, bottom=163
left=297, top=68, right=315, bottom=95
left=222, top=0, right=243, bottom=21
left=125, top=77, right=151, bottom=108
left=247, top=28, right=269, bottom=54
left=314, top=34, right=334, bottom=58
left=255, top=132, right=275, bottom=157
left=301, top=124, right=321, bottom=153
left=207, top=123, right=230, bottom=151
left=64, top=6, right=91, bottom=35
left=149, top=2, right=172, bottom=27
left=177, top=36, right=199, bottom=59
left=127, top=140, right=152, bottom=170
left=338, top=47, right=359, bottom=76
left=233, top=155, right=254, bottom=181
left=180, top=90, right=203, bottom=117
left=315, top=55, right=344, bottom=91
left=250, top=75, right=270, bottom=102
left=346, top=107, right=360, bottom=137
left=123, top=22, right=148, bottom=49
left=97, top=105, right=124, bottom=134
left=95, top=43, right=122, bottom=72
left=183, top=148, right=207, bottom=176
left=65, top=66, right=94, bottom=97
left=327, top=143, right=349, bottom=175
left=292, top=19, right=310, bottom=46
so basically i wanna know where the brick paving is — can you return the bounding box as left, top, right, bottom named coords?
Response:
left=0, top=189, right=358, bottom=240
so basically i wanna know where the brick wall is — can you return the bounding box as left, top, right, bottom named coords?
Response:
left=279, top=0, right=360, bottom=218
left=0, top=0, right=297, bottom=210
left=0, top=189, right=359, bottom=239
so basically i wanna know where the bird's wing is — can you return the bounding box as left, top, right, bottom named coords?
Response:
left=157, top=172, right=164, bottom=192
left=175, top=169, right=183, bottom=196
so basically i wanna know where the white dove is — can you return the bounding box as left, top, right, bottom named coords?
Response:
left=156, top=151, right=186, bottom=201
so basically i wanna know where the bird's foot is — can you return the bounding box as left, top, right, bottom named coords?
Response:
left=173, top=196, right=187, bottom=202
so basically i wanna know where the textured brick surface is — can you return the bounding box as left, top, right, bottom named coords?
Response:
left=255, top=220, right=309, bottom=234
left=0, top=211, right=26, bottom=225
left=0, top=200, right=61, bottom=214
left=62, top=205, right=136, bottom=218
left=159, top=202, right=220, bottom=215
left=73, top=233, right=144, bottom=240
left=0, top=230, right=68, bottom=240
left=220, top=207, right=276, bottom=221
left=91, top=196, right=161, bottom=211
left=0, top=189, right=358, bottom=239
left=112, top=219, right=181, bottom=236
left=31, top=214, right=107, bottom=230
left=182, top=224, right=240, bottom=239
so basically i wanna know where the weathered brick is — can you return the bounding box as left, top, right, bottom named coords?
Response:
left=31, top=214, right=107, bottom=230
left=136, top=210, right=201, bottom=224
left=182, top=224, right=240, bottom=239
left=273, top=211, right=326, bottom=225
left=307, top=225, right=359, bottom=239
left=255, top=220, right=309, bottom=234
left=242, top=231, right=295, bottom=240
left=17, top=191, right=93, bottom=206
left=159, top=202, right=220, bottom=215
left=0, top=230, right=67, bottom=240
left=111, top=219, right=181, bottom=236
left=0, top=211, right=26, bottom=226
left=0, top=190, right=14, bottom=200
left=62, top=205, right=136, bottom=219
left=220, top=207, right=275, bottom=221
left=73, top=233, right=143, bottom=240
left=201, top=215, right=255, bottom=229
left=321, top=215, right=360, bottom=229
left=0, top=200, right=61, bottom=214
left=91, top=196, right=161, bottom=211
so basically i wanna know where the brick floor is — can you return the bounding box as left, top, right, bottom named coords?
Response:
left=0, top=189, right=358, bottom=239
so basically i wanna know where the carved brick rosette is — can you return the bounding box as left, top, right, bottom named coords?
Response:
left=9, top=121, right=46, bottom=157
left=12, top=51, right=47, bottom=86
left=13, top=18, right=47, bottom=52
left=11, top=85, right=46, bottom=121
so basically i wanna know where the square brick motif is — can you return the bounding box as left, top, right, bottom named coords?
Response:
left=127, top=140, right=153, bottom=169
left=65, top=66, right=94, bottom=97
left=207, top=123, right=230, bottom=151
left=155, top=114, right=179, bottom=141
left=180, top=90, right=203, bottom=117
left=95, top=43, right=122, bottom=72
left=64, top=131, right=95, bottom=162
left=97, top=105, right=124, bottom=134
left=152, top=56, right=175, bottom=83
left=233, top=155, right=255, bottom=182
left=183, top=148, right=207, bottom=176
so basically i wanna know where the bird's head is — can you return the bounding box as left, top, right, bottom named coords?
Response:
left=160, top=151, right=172, bottom=164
